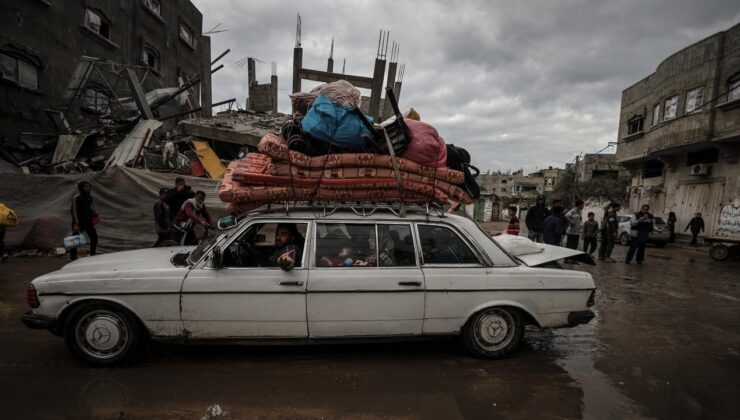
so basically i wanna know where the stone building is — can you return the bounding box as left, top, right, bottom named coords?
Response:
left=615, top=23, right=740, bottom=235
left=575, top=154, right=629, bottom=183
left=0, top=0, right=209, bottom=144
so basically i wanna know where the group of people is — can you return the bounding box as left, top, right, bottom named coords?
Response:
left=153, top=177, right=212, bottom=246
left=66, top=177, right=213, bottom=261
left=514, top=195, right=657, bottom=264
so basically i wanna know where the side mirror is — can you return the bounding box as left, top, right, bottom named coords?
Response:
left=212, top=246, right=223, bottom=269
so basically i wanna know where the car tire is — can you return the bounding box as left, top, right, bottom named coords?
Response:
left=709, top=244, right=730, bottom=261
left=64, top=302, right=142, bottom=366
left=463, top=307, right=524, bottom=359
left=620, top=233, right=630, bottom=246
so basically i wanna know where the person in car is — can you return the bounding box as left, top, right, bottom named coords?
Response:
left=354, top=228, right=395, bottom=267
left=268, top=224, right=304, bottom=270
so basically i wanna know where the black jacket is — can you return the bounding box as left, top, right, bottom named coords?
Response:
left=686, top=217, right=705, bottom=232
left=71, top=182, right=95, bottom=226
left=525, top=204, right=550, bottom=233
left=164, top=186, right=194, bottom=220
left=543, top=215, right=564, bottom=245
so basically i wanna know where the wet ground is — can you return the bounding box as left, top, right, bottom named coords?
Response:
left=0, top=243, right=738, bottom=419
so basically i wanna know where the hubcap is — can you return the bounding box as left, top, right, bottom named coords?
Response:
left=76, top=310, right=128, bottom=360
left=475, top=309, right=515, bottom=351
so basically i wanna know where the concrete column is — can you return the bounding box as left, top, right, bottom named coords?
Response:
left=327, top=58, right=334, bottom=73
left=292, top=47, right=303, bottom=93
left=368, top=58, right=386, bottom=120
left=199, top=35, right=212, bottom=117
left=271, top=74, right=278, bottom=113
left=382, top=61, right=398, bottom=119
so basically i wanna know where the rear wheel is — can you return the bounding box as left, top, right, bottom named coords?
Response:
left=463, top=307, right=524, bottom=359
left=709, top=244, right=730, bottom=261
left=64, top=303, right=142, bottom=366
left=620, top=233, right=630, bottom=246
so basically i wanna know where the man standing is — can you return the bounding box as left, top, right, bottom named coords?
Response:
left=626, top=204, right=654, bottom=265
left=543, top=206, right=565, bottom=246
left=525, top=195, right=549, bottom=243
left=153, top=188, right=170, bottom=246
left=564, top=200, right=585, bottom=250
left=164, top=177, right=194, bottom=221
left=171, top=190, right=212, bottom=245
left=70, top=181, right=99, bottom=261
left=598, top=202, right=621, bottom=262
left=582, top=212, right=599, bottom=256
left=685, top=212, right=705, bottom=246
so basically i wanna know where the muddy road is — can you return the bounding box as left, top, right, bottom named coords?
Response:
left=1, top=244, right=738, bottom=419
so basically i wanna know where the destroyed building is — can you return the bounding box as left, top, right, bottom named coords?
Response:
left=0, top=0, right=211, bottom=169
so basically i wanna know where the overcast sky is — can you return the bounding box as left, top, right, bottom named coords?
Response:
left=191, top=0, right=740, bottom=173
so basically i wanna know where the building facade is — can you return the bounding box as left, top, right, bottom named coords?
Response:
left=575, top=154, right=629, bottom=183
left=0, top=0, right=207, bottom=145
left=616, top=23, right=740, bottom=235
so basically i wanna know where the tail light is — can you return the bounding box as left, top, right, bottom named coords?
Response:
left=587, top=289, right=596, bottom=307
left=26, top=285, right=40, bottom=309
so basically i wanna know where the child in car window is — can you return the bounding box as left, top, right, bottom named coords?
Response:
left=354, top=228, right=395, bottom=267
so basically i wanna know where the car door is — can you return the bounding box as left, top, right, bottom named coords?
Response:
left=416, top=223, right=490, bottom=334
left=180, top=220, right=310, bottom=338
left=306, top=222, right=425, bottom=337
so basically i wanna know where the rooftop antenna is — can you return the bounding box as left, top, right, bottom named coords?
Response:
left=329, top=37, right=334, bottom=60
left=295, top=13, right=302, bottom=48
left=203, top=22, right=229, bottom=35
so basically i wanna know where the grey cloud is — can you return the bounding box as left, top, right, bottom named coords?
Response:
left=192, top=0, right=740, bottom=172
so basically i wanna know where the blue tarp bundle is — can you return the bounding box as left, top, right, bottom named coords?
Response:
left=300, top=95, right=373, bottom=152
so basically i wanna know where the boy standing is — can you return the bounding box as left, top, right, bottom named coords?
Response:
left=505, top=206, right=520, bottom=236
left=154, top=188, right=170, bottom=246
left=582, top=212, right=599, bottom=255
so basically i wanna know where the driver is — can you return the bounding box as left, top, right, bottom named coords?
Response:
left=268, top=224, right=304, bottom=270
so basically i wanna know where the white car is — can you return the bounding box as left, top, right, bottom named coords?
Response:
left=617, top=214, right=669, bottom=247
left=22, top=208, right=596, bottom=365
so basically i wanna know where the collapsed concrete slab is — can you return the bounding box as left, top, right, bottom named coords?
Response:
left=178, top=111, right=291, bottom=148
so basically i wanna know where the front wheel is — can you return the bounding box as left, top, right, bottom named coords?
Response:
left=64, top=303, right=142, bottom=366
left=463, top=307, right=524, bottom=359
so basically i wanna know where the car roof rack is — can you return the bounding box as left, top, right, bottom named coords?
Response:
left=232, top=201, right=448, bottom=222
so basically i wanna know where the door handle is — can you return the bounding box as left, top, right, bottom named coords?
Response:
left=279, top=281, right=304, bottom=286
left=398, top=281, right=422, bottom=286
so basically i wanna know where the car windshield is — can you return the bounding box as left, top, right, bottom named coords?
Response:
left=186, top=228, right=235, bottom=266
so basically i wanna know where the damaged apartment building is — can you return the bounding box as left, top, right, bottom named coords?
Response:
left=616, top=22, right=740, bottom=235
left=0, top=0, right=212, bottom=173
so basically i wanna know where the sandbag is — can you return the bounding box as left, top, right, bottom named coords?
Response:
left=301, top=96, right=372, bottom=152
left=0, top=203, right=19, bottom=226
left=400, top=119, right=447, bottom=168
left=309, top=80, right=362, bottom=108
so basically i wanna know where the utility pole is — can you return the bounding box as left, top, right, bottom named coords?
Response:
left=573, top=154, right=580, bottom=205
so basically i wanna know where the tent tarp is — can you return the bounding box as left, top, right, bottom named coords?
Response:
left=0, top=167, right=223, bottom=253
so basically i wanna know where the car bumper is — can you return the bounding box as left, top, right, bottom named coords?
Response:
left=21, top=311, right=57, bottom=330
left=568, top=310, right=595, bottom=326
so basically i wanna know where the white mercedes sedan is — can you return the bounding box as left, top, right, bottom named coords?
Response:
left=22, top=208, right=595, bottom=365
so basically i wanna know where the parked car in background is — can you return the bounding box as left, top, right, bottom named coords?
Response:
left=617, top=213, right=669, bottom=247
left=22, top=208, right=596, bottom=365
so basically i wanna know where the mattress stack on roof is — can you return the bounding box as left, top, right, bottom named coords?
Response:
left=218, top=133, right=473, bottom=214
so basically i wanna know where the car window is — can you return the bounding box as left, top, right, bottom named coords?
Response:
left=315, top=223, right=371, bottom=267
left=417, top=224, right=481, bottom=265
left=315, top=223, right=413, bottom=267
left=378, top=224, right=416, bottom=267
left=222, top=222, right=307, bottom=268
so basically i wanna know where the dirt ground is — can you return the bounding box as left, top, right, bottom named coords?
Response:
left=1, top=242, right=739, bottom=419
